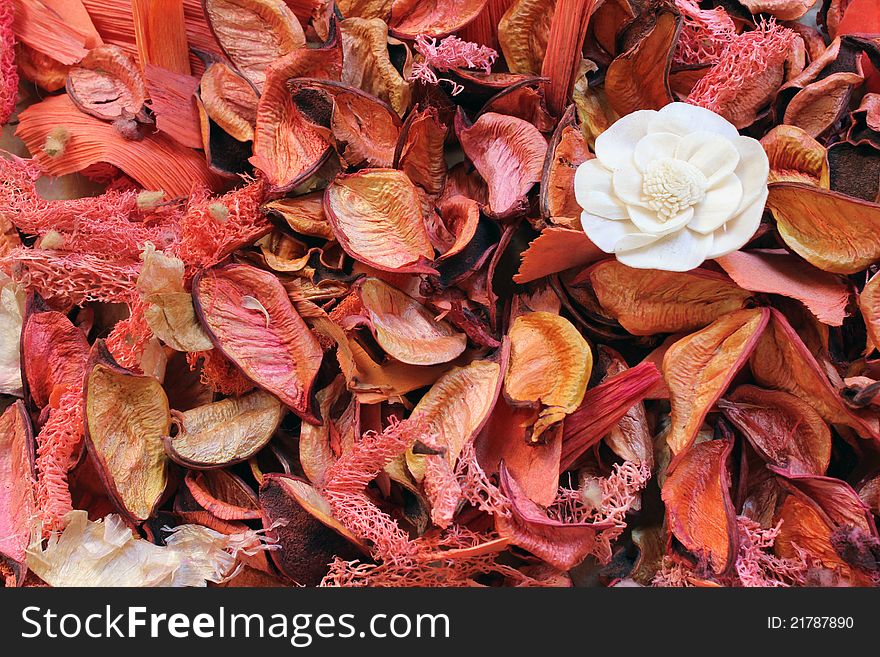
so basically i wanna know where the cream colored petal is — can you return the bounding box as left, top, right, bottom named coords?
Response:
left=634, top=132, right=681, bottom=172
left=628, top=204, right=693, bottom=236
left=612, top=168, right=647, bottom=207
left=612, top=232, right=662, bottom=252
left=583, top=190, right=629, bottom=220
left=689, top=174, right=743, bottom=234
left=594, top=109, right=656, bottom=170
left=652, top=102, right=740, bottom=139
left=574, top=158, right=614, bottom=208
left=581, top=212, right=643, bottom=252
left=675, top=132, right=740, bottom=184
left=616, top=228, right=713, bottom=272
left=706, top=189, right=767, bottom=259
left=732, top=135, right=770, bottom=213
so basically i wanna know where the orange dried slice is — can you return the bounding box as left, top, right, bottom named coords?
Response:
left=504, top=311, right=592, bottom=442
left=165, top=390, right=284, bottom=469
left=202, top=0, right=306, bottom=92
left=66, top=44, right=147, bottom=123
left=662, top=439, right=737, bottom=575
left=83, top=342, right=171, bottom=523
left=664, top=308, right=769, bottom=456
left=324, top=168, right=436, bottom=273
left=193, top=264, right=324, bottom=424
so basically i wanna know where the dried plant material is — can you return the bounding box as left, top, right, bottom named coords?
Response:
left=324, top=168, right=435, bottom=273
left=773, top=494, right=849, bottom=573
left=456, top=111, right=547, bottom=218
left=340, top=17, right=411, bottom=116
left=194, top=264, right=323, bottom=423
left=389, top=0, right=489, bottom=39
left=0, top=2, right=16, bottom=126
left=203, top=0, right=305, bottom=92
left=504, top=312, right=592, bottom=442
left=784, top=71, right=864, bottom=139
left=131, top=0, right=190, bottom=74
left=673, top=0, right=734, bottom=66
left=0, top=402, right=35, bottom=585
left=541, top=0, right=596, bottom=116
left=599, top=347, right=653, bottom=468
left=144, top=65, right=202, bottom=150
left=198, top=62, right=258, bottom=142
left=433, top=195, right=480, bottom=259
left=541, top=107, right=591, bottom=227
left=860, top=272, right=880, bottom=353
left=356, top=277, right=467, bottom=365
left=17, top=94, right=223, bottom=195
left=766, top=183, right=880, bottom=274
left=185, top=469, right=261, bottom=520
left=715, top=250, right=850, bottom=326
left=27, top=510, right=264, bottom=586
left=760, top=125, right=830, bottom=187
left=395, top=105, right=447, bottom=196
left=740, top=0, right=816, bottom=20
left=664, top=308, right=769, bottom=456
left=513, top=227, right=604, bottom=283
left=66, top=44, right=147, bottom=123
left=83, top=343, right=171, bottom=522
left=605, top=6, right=678, bottom=117
left=0, top=274, right=25, bottom=396
left=720, top=385, right=830, bottom=476
left=11, top=0, right=99, bottom=65
left=498, top=0, right=553, bottom=75
left=776, top=471, right=878, bottom=537
left=587, top=261, right=751, bottom=336
left=662, top=439, right=737, bottom=575
left=166, top=390, right=283, bottom=468
left=264, top=193, right=334, bottom=240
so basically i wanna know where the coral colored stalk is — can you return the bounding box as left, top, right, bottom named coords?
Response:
left=541, top=0, right=598, bottom=116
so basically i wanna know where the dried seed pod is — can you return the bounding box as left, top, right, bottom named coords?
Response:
left=184, top=469, right=262, bottom=520
left=66, top=45, right=148, bottom=123
left=198, top=62, right=258, bottom=142
left=0, top=402, right=35, bottom=586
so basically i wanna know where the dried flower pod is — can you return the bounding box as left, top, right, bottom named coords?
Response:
left=184, top=469, right=262, bottom=520
left=498, top=0, right=553, bottom=75
left=0, top=401, right=35, bottom=586
left=83, top=342, right=172, bottom=523
left=340, top=17, right=412, bottom=116
left=165, top=390, right=284, bottom=469
left=197, top=61, right=258, bottom=142
left=66, top=45, right=148, bottom=124
left=389, top=0, right=489, bottom=39
left=760, top=125, right=830, bottom=187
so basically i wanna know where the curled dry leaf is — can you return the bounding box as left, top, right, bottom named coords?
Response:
left=395, top=105, right=448, bottom=196
left=340, top=17, right=411, bottom=116
left=198, top=62, right=259, bottom=142
left=760, top=125, right=830, bottom=187
left=860, top=272, right=880, bottom=353
left=504, top=311, right=592, bottom=442
left=456, top=110, right=547, bottom=218
left=202, top=0, right=306, bottom=92
left=324, top=168, right=436, bottom=273
left=774, top=470, right=878, bottom=537
left=498, top=0, right=553, bottom=75
left=664, top=308, right=769, bottom=456
left=165, top=390, right=284, bottom=469
left=83, top=342, right=171, bottom=523
left=66, top=45, right=147, bottom=123
left=661, top=439, right=737, bottom=575
left=0, top=401, right=35, bottom=585
left=357, top=277, right=467, bottom=365
left=193, top=264, right=324, bottom=424
left=541, top=106, right=591, bottom=228
left=389, top=0, right=489, bottom=39
left=184, top=469, right=262, bottom=521
left=720, top=385, right=831, bottom=476
left=586, top=261, right=751, bottom=336
left=773, top=493, right=850, bottom=573
left=766, top=183, right=880, bottom=274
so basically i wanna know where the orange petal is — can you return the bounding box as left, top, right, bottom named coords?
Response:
left=184, top=469, right=261, bottom=520
left=774, top=493, right=850, bottom=572
left=784, top=71, right=864, bottom=139
left=198, top=61, right=258, bottom=143
left=66, top=44, right=147, bottom=122
left=860, top=271, right=880, bottom=352
left=456, top=110, right=547, bottom=218
left=513, top=227, right=605, bottom=283
left=664, top=308, right=769, bottom=456
left=760, top=124, right=830, bottom=187
left=12, top=0, right=100, bottom=65
left=775, top=470, right=878, bottom=536
left=389, top=0, right=489, bottom=39
left=434, top=194, right=481, bottom=260
left=586, top=261, right=752, bottom=336
left=481, top=80, right=555, bottom=133
left=541, top=105, right=591, bottom=227
left=264, top=192, right=334, bottom=240
left=498, top=0, right=553, bottom=75
left=324, top=168, right=436, bottom=273
left=340, top=17, right=411, bottom=116
left=193, top=264, right=324, bottom=424
left=715, top=250, right=850, bottom=326
left=662, top=439, right=737, bottom=575
left=395, top=105, right=448, bottom=196
left=0, top=401, right=35, bottom=582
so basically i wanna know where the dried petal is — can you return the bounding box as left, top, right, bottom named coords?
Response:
left=83, top=343, right=171, bottom=523
left=774, top=493, right=850, bottom=572
left=513, top=227, right=605, bottom=283
left=395, top=105, right=448, bottom=196
left=599, top=347, right=653, bottom=468
left=389, top=0, right=489, bottom=39
left=264, top=192, right=335, bottom=240
left=0, top=401, right=35, bottom=585
left=661, top=439, right=737, bottom=575
left=324, top=168, right=436, bottom=273
left=783, top=72, right=864, bottom=139
left=664, top=308, right=769, bottom=456
left=198, top=61, right=258, bottom=142
left=194, top=264, right=324, bottom=423
left=760, top=125, right=830, bottom=187
left=184, top=469, right=262, bottom=520
left=860, top=271, right=880, bottom=352
left=740, top=0, right=816, bottom=20
left=340, top=17, right=411, bottom=116
left=66, top=45, right=147, bottom=123
left=434, top=195, right=480, bottom=260
left=498, top=0, right=553, bottom=75
left=541, top=106, right=591, bottom=227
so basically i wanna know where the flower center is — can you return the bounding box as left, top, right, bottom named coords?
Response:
left=641, top=157, right=708, bottom=221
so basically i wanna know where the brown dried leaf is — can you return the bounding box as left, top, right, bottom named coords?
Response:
left=661, top=439, right=737, bottom=575
left=324, top=168, right=436, bottom=273
left=203, top=0, right=306, bottom=92
left=83, top=343, right=171, bottom=523
left=194, top=264, right=324, bottom=424
left=599, top=346, right=653, bottom=468
left=66, top=45, right=147, bottom=123
left=586, top=261, right=752, bottom=336
left=760, top=125, right=830, bottom=187
left=434, top=195, right=480, bottom=260
left=664, top=308, right=769, bottom=456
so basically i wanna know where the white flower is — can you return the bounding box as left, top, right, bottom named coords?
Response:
left=574, top=102, right=769, bottom=271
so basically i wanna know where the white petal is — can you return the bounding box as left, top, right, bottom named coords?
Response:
left=732, top=135, right=770, bottom=213
left=574, top=158, right=613, bottom=208
left=583, top=190, right=629, bottom=220
left=616, top=228, right=714, bottom=272
left=628, top=205, right=693, bottom=236
left=613, top=232, right=662, bottom=251
left=675, top=132, right=740, bottom=184
left=594, top=109, right=655, bottom=170
left=580, top=212, right=644, bottom=252
left=706, top=189, right=767, bottom=258
left=689, top=174, right=743, bottom=234
left=612, top=168, right=647, bottom=207
left=652, top=102, right=740, bottom=139
left=634, top=132, right=681, bottom=171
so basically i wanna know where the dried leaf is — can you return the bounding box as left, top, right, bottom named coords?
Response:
left=389, top=0, right=489, bottom=39
left=184, top=469, right=262, bottom=520
left=760, top=125, right=830, bottom=187
left=434, top=195, right=481, bottom=260
left=66, top=44, right=147, bottom=122
left=541, top=106, right=591, bottom=227
left=264, top=192, right=335, bottom=240
left=860, top=271, right=880, bottom=353
left=599, top=346, right=653, bottom=468
left=395, top=105, right=447, bottom=196
left=784, top=72, right=864, bottom=139
left=340, top=17, right=411, bottom=116
left=498, top=0, right=553, bottom=75
left=198, top=62, right=258, bottom=142
left=0, top=401, right=35, bottom=585
left=513, top=227, right=605, bottom=283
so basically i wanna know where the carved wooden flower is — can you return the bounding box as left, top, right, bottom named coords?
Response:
left=575, top=102, right=769, bottom=271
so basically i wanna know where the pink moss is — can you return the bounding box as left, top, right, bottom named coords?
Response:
left=410, top=35, right=497, bottom=96
left=186, top=350, right=255, bottom=396
left=673, top=0, right=736, bottom=66
left=105, top=299, right=153, bottom=372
